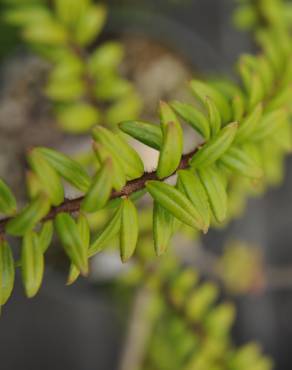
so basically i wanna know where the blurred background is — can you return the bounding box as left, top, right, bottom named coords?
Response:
left=0, top=0, right=292, bottom=369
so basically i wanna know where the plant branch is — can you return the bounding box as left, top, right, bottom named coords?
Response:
left=0, top=147, right=199, bottom=235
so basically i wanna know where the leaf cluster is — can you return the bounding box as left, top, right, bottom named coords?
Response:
left=3, top=0, right=142, bottom=132
left=0, top=0, right=292, bottom=307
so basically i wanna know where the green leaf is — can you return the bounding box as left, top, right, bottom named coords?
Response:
left=4, top=6, right=51, bottom=26
left=67, top=213, right=90, bottom=285
left=28, top=149, right=64, bottom=206
left=119, top=121, right=162, bottom=150
left=210, top=79, right=245, bottom=102
left=253, top=109, right=286, bottom=141
left=54, top=0, right=89, bottom=25
left=50, top=52, right=84, bottom=81
left=282, top=56, right=292, bottom=88
left=205, top=303, right=235, bottom=336
left=93, top=142, right=126, bottom=191
left=238, top=58, right=252, bottom=92
left=266, top=85, right=292, bottom=112
left=77, top=213, right=90, bottom=250
left=153, top=202, right=174, bottom=256
left=256, top=30, right=282, bottom=74
left=67, top=264, right=80, bottom=286
left=120, top=198, right=139, bottom=263
left=45, top=76, right=85, bottom=102
left=106, top=93, right=142, bottom=125
left=6, top=194, right=50, bottom=237
left=190, top=80, right=232, bottom=123
left=198, top=166, right=227, bottom=223
left=186, top=282, right=219, bottom=321
left=273, top=119, right=292, bottom=152
left=26, top=171, right=42, bottom=200
left=21, top=231, right=44, bottom=298
left=220, top=146, right=263, bottom=179
left=205, top=96, right=221, bottom=136
left=94, top=77, right=132, bottom=101
left=88, top=42, right=124, bottom=78
left=23, top=20, right=68, bottom=45
left=55, top=213, right=88, bottom=275
left=57, top=103, right=100, bottom=133
left=0, top=179, right=17, bottom=215
left=157, top=102, right=183, bottom=179
left=74, top=4, right=107, bottom=46
left=146, top=181, right=206, bottom=231
left=177, top=170, right=210, bottom=232
left=257, top=54, right=274, bottom=93
left=190, top=122, right=238, bottom=168
left=36, top=147, right=91, bottom=192
left=92, top=127, right=144, bottom=179
left=235, top=103, right=263, bottom=143
left=169, top=269, right=199, bottom=306
left=170, top=101, right=210, bottom=139
left=81, top=159, right=113, bottom=212
left=89, top=206, right=122, bottom=257
left=39, top=221, right=54, bottom=253
left=233, top=4, right=257, bottom=30
left=248, top=74, right=264, bottom=109
left=0, top=240, right=15, bottom=306
left=232, top=95, right=245, bottom=122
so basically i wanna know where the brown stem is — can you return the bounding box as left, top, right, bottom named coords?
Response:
left=0, top=147, right=199, bottom=235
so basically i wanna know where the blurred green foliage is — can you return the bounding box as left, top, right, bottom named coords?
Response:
left=2, top=0, right=142, bottom=132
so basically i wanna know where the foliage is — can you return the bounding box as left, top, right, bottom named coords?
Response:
left=2, top=0, right=142, bottom=132
left=0, top=0, right=291, bottom=368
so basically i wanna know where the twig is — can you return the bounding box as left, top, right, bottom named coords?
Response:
left=0, top=147, right=199, bottom=235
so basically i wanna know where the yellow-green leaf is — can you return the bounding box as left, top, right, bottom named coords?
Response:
left=205, top=96, right=221, bottom=136
left=28, top=149, right=64, bottom=206
left=0, top=239, right=15, bottom=306
left=81, top=159, right=113, bottom=212
left=253, top=109, right=286, bottom=141
left=55, top=213, right=88, bottom=275
left=93, top=127, right=144, bottom=179
left=177, top=169, right=210, bottom=232
left=21, top=231, right=44, bottom=298
left=190, top=122, right=238, bottom=168
left=119, top=120, right=162, bottom=150
left=157, top=102, right=183, bottom=179
left=220, top=146, right=263, bottom=179
left=170, top=101, right=210, bottom=139
left=6, top=194, right=50, bottom=237
left=57, top=103, right=100, bottom=133
left=36, top=147, right=91, bottom=192
left=23, top=20, right=68, bottom=45
left=0, top=179, right=17, bottom=215
left=235, top=103, right=263, bottom=143
left=120, top=198, right=138, bottom=263
left=88, top=42, right=124, bottom=78
left=146, top=181, right=205, bottom=231
left=232, top=95, right=245, bottom=122
left=74, top=4, right=107, bottom=46
left=67, top=213, right=90, bottom=285
left=248, top=74, right=264, bottom=109
left=89, top=206, right=122, bottom=257
left=153, top=202, right=174, bottom=256
left=93, top=142, right=126, bottom=191
left=198, top=166, right=227, bottom=223
left=39, top=221, right=54, bottom=253
left=190, top=80, right=232, bottom=122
